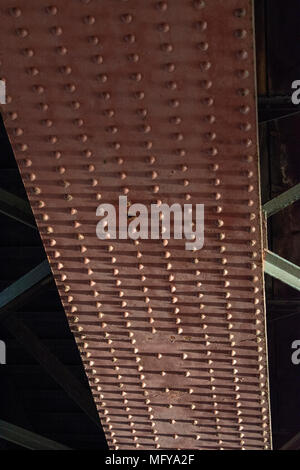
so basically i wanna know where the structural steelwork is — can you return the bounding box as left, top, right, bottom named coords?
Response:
left=0, top=0, right=271, bottom=449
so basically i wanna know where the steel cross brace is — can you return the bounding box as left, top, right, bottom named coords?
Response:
left=0, top=419, right=71, bottom=450
left=0, top=262, right=107, bottom=446
left=263, top=184, right=300, bottom=292
left=264, top=250, right=300, bottom=292
left=263, top=183, right=300, bottom=218
left=0, top=187, right=36, bottom=230
left=0, top=260, right=51, bottom=321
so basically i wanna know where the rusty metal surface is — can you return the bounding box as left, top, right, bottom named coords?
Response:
left=0, top=0, right=271, bottom=449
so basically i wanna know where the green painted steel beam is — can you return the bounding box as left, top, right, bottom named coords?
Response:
left=0, top=187, right=36, bottom=230
left=264, top=250, right=300, bottom=292
left=0, top=260, right=51, bottom=319
left=0, top=419, right=70, bottom=450
left=2, top=315, right=104, bottom=432
left=263, top=183, right=300, bottom=217
left=0, top=264, right=106, bottom=438
left=281, top=432, right=300, bottom=450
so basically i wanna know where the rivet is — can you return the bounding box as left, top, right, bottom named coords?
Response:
left=83, top=15, right=96, bottom=25
left=16, top=28, right=29, bottom=38
left=83, top=149, right=92, bottom=158
left=200, top=79, right=212, bottom=89
left=240, top=105, right=250, bottom=114
left=130, top=72, right=142, bottom=82
left=121, top=14, right=133, bottom=23
left=197, top=41, right=209, bottom=51
left=104, top=109, right=115, bottom=118
left=199, top=61, right=212, bottom=71
left=237, top=88, right=250, bottom=97
left=124, top=34, right=136, bottom=43
left=45, top=5, right=58, bottom=15
left=97, top=73, right=108, bottom=83
left=240, top=122, right=251, bottom=131
left=22, top=48, right=35, bottom=57
left=205, top=131, right=216, bottom=140
left=235, top=29, right=247, bottom=39
left=170, top=116, right=181, bottom=124
left=50, top=26, right=63, bottom=36
left=27, top=67, right=39, bottom=76
left=195, top=21, right=208, bottom=31
left=128, top=53, right=139, bottom=62
left=156, top=1, right=168, bottom=11
left=204, top=115, right=216, bottom=124
left=88, top=36, right=100, bottom=45
left=140, top=124, right=151, bottom=133
left=234, top=8, right=247, bottom=18
left=157, top=22, right=170, bottom=32
left=148, top=155, right=156, bottom=164
left=18, top=143, right=28, bottom=152
left=107, top=125, right=118, bottom=134
left=169, top=98, right=180, bottom=108
left=33, top=85, right=44, bottom=94
left=59, top=65, right=72, bottom=75
left=57, top=166, right=65, bottom=175
left=20, top=158, right=32, bottom=167
left=167, top=80, right=177, bottom=90
left=39, top=103, right=49, bottom=112
left=237, top=49, right=248, bottom=60
left=71, top=100, right=81, bottom=109
left=173, top=132, right=183, bottom=141
left=208, top=147, right=218, bottom=156
left=9, top=7, right=22, bottom=17
left=164, top=63, right=176, bottom=72
left=202, top=97, right=214, bottom=106
left=100, top=91, right=111, bottom=100
left=161, top=43, right=173, bottom=53
left=42, top=119, right=53, bottom=127
left=193, top=0, right=206, bottom=9
left=237, top=69, right=250, bottom=79
left=14, top=127, right=23, bottom=136
left=92, top=54, right=103, bottom=64
left=134, top=91, right=145, bottom=100
left=243, top=138, right=252, bottom=148
left=65, top=83, right=76, bottom=93
left=56, top=46, right=68, bottom=55
left=74, top=118, right=84, bottom=127
left=78, top=134, right=88, bottom=143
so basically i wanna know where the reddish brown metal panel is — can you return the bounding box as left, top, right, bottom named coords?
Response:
left=0, top=0, right=271, bottom=449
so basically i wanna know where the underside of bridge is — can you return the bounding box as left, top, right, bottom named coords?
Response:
left=0, top=0, right=299, bottom=451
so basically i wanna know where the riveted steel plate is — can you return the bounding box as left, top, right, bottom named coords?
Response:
left=0, top=0, right=271, bottom=450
